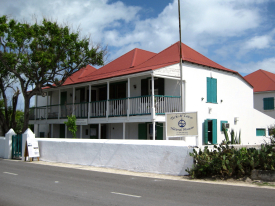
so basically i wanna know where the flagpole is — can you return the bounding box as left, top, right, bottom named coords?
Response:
left=178, top=0, right=184, bottom=112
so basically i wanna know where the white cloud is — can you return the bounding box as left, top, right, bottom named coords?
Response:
left=235, top=58, right=275, bottom=75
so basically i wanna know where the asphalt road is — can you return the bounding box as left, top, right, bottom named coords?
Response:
left=0, top=159, right=274, bottom=206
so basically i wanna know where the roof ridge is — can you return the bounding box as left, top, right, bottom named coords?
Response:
left=261, top=69, right=275, bottom=84
left=130, top=48, right=137, bottom=68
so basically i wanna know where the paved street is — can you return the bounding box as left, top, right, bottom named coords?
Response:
left=0, top=159, right=274, bottom=206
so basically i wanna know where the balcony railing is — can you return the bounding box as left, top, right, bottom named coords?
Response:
left=109, top=98, right=127, bottom=116
left=29, top=95, right=180, bottom=120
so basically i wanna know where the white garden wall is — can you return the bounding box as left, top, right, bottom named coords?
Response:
left=37, top=138, right=193, bottom=176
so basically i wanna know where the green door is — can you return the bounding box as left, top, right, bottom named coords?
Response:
left=12, top=134, right=22, bottom=159
left=204, top=119, right=217, bottom=145
left=156, top=123, right=163, bottom=140
left=212, top=119, right=217, bottom=144
left=60, top=124, right=65, bottom=138
left=138, top=123, right=147, bottom=139
left=204, top=119, right=208, bottom=145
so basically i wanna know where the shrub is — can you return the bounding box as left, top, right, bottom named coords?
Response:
left=186, top=142, right=275, bottom=179
left=64, top=115, right=77, bottom=138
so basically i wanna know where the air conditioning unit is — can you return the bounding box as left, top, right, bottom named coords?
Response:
left=223, top=123, right=230, bottom=129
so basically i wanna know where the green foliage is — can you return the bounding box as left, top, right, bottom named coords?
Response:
left=186, top=142, right=275, bottom=179
left=222, top=125, right=241, bottom=144
left=64, top=115, right=77, bottom=138
left=0, top=15, right=106, bottom=132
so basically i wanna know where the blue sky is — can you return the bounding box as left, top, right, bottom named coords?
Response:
left=1, top=0, right=275, bottom=108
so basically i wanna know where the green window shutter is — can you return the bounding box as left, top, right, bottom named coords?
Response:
left=207, top=77, right=217, bottom=103
left=256, top=129, right=266, bottom=136
left=138, top=123, right=147, bottom=139
left=263, top=97, right=274, bottom=110
left=212, top=119, right=217, bottom=144
left=212, top=78, right=217, bottom=103
left=207, top=78, right=212, bottom=102
left=141, top=79, right=148, bottom=96
left=156, top=123, right=163, bottom=140
left=158, top=78, right=165, bottom=95
left=220, top=121, right=228, bottom=131
left=204, top=119, right=208, bottom=145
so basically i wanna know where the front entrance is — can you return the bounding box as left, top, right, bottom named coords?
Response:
left=204, top=119, right=217, bottom=145
left=138, top=123, right=163, bottom=140
left=12, top=134, right=22, bottom=159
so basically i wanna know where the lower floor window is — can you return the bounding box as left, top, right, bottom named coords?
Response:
left=256, top=128, right=266, bottom=136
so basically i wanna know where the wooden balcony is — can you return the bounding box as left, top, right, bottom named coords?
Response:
left=29, top=95, right=180, bottom=120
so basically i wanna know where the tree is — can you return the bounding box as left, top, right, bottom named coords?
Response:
left=0, top=64, right=20, bottom=134
left=0, top=15, right=105, bottom=132
left=64, top=115, right=77, bottom=138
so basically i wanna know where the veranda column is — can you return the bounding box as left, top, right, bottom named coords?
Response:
left=151, top=75, right=155, bottom=120
left=123, top=122, right=126, bottom=139
left=80, top=125, right=82, bottom=139
left=65, top=125, right=67, bottom=138
left=58, top=89, right=61, bottom=119
left=153, top=121, right=156, bottom=141
left=46, top=92, right=48, bottom=120
left=51, top=124, right=53, bottom=138
left=106, top=81, right=109, bottom=119
left=98, top=123, right=101, bottom=139
left=88, top=85, right=91, bottom=121
left=127, top=78, right=130, bottom=120
left=73, top=87, right=75, bottom=115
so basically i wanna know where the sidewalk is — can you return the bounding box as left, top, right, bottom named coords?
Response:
left=27, top=159, right=275, bottom=189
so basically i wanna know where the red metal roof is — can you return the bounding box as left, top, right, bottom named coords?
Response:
left=43, top=41, right=247, bottom=89
left=133, top=41, right=238, bottom=73
left=78, top=48, right=157, bottom=82
left=244, top=69, right=275, bottom=92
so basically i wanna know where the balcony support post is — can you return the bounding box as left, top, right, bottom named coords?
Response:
left=106, top=82, right=109, bottom=120
left=123, top=122, right=126, bottom=139
left=46, top=92, right=48, bottom=120
left=98, top=123, right=101, bottom=139
left=127, top=78, right=130, bottom=120
left=88, top=85, right=91, bottom=121
left=58, top=89, right=61, bottom=119
left=151, top=74, right=155, bottom=120
left=73, top=87, right=75, bottom=116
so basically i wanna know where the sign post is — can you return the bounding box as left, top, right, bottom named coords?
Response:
left=166, top=112, right=198, bottom=140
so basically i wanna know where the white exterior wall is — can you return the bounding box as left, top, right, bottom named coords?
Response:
left=181, top=62, right=274, bottom=145
left=126, top=123, right=139, bottom=139
left=37, top=138, right=193, bottom=176
left=254, top=92, right=275, bottom=119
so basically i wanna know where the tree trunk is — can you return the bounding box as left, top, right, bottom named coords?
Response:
left=0, top=79, right=10, bottom=134
left=10, top=88, right=20, bottom=131
left=22, top=94, right=30, bottom=133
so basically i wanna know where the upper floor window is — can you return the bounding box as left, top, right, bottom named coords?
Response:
left=207, top=77, right=217, bottom=103
left=263, top=97, right=274, bottom=110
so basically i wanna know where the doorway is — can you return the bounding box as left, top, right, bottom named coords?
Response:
left=204, top=119, right=217, bottom=145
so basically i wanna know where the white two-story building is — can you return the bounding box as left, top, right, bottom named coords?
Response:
left=30, top=42, right=274, bottom=145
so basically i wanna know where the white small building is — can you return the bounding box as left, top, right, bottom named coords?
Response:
left=245, top=69, right=275, bottom=136
left=30, top=42, right=274, bottom=145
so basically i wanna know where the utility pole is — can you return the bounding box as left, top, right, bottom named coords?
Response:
left=178, top=0, right=185, bottom=112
